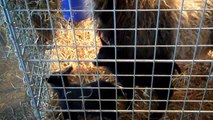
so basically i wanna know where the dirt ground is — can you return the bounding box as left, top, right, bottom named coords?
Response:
left=0, top=52, right=35, bottom=120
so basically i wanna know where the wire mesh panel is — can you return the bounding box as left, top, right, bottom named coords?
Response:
left=0, top=31, right=7, bottom=59
left=0, top=6, right=7, bottom=59
left=1, top=0, right=213, bottom=120
left=0, top=6, right=15, bottom=59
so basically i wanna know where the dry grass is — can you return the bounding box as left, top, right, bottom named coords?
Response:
left=48, top=18, right=101, bottom=72
left=47, top=18, right=115, bottom=84
left=168, top=62, right=213, bottom=120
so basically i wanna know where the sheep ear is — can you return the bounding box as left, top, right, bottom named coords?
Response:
left=46, top=67, right=72, bottom=86
left=100, top=37, right=109, bottom=45
left=50, top=66, right=72, bottom=75
left=63, top=66, right=73, bottom=74
left=46, top=76, right=59, bottom=84
left=174, top=63, right=181, bottom=74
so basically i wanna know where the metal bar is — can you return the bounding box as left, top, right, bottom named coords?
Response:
left=29, top=98, right=213, bottom=103
left=42, top=109, right=213, bottom=113
left=112, top=0, right=119, bottom=119
left=25, top=59, right=213, bottom=63
left=15, top=27, right=213, bottom=31
left=148, top=1, right=161, bottom=119
left=44, top=0, right=72, bottom=119
left=0, top=0, right=41, bottom=119
left=180, top=0, right=208, bottom=119
left=17, top=44, right=213, bottom=48
left=10, top=8, right=213, bottom=12
left=22, top=0, right=46, bottom=109
left=132, top=0, right=139, bottom=119
left=164, top=0, right=186, bottom=119
left=195, top=62, right=213, bottom=119
left=67, top=0, right=87, bottom=119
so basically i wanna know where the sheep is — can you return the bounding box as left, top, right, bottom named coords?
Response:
left=93, top=44, right=181, bottom=119
left=86, top=0, right=213, bottom=59
left=46, top=66, right=125, bottom=120
left=85, top=0, right=211, bottom=119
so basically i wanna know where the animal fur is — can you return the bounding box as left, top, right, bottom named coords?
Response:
left=86, top=1, right=212, bottom=118
left=86, top=0, right=213, bottom=59
left=46, top=67, right=125, bottom=120
left=84, top=0, right=212, bottom=119
left=93, top=45, right=181, bottom=119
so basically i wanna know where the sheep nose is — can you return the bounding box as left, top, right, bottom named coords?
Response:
left=93, top=53, right=107, bottom=66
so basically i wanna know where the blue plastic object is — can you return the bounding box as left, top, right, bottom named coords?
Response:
left=61, top=0, right=90, bottom=22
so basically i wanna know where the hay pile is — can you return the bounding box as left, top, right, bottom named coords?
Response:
left=168, top=62, right=213, bottom=120
left=47, top=18, right=115, bottom=84
left=48, top=18, right=100, bottom=72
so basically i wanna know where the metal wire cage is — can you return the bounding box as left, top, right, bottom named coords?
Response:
left=0, top=6, right=14, bottom=59
left=1, top=0, right=213, bottom=120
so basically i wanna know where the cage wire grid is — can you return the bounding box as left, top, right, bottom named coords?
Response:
left=0, top=6, right=15, bottom=59
left=0, top=0, right=213, bottom=120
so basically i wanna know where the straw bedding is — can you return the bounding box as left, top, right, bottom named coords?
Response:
left=47, top=18, right=115, bottom=84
